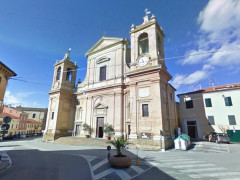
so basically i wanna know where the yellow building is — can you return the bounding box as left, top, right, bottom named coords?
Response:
left=0, top=62, right=17, bottom=112
left=26, top=119, right=42, bottom=134
left=0, top=113, right=20, bottom=136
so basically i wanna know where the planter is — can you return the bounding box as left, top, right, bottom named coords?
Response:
left=106, top=136, right=111, bottom=140
left=85, top=135, right=90, bottom=138
left=109, top=155, right=131, bottom=168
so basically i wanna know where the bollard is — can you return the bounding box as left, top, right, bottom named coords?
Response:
left=136, top=147, right=140, bottom=166
left=107, top=145, right=111, bottom=161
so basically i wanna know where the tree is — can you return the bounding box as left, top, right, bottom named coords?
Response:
left=103, top=123, right=114, bottom=137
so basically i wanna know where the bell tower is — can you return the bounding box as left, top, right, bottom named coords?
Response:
left=51, top=48, right=77, bottom=92
left=43, top=49, right=78, bottom=141
left=127, top=10, right=174, bottom=142
left=130, top=9, right=165, bottom=71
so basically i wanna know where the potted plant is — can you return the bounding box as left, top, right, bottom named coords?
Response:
left=103, top=123, right=114, bottom=140
left=109, top=137, right=131, bottom=168
left=82, top=123, right=91, bottom=138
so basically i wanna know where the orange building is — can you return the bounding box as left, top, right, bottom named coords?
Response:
left=0, top=62, right=17, bottom=112
left=2, top=106, right=28, bottom=134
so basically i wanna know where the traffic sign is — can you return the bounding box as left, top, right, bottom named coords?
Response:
left=0, top=130, right=8, bottom=134
left=1, top=124, right=10, bottom=130
left=3, top=116, right=11, bottom=124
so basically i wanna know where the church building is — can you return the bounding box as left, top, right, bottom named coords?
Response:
left=43, top=11, right=178, bottom=148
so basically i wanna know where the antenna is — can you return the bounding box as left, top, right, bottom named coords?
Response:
left=211, top=80, right=215, bottom=87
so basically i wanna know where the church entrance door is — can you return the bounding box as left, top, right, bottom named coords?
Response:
left=97, top=117, right=104, bottom=138
left=75, top=125, right=81, bottom=136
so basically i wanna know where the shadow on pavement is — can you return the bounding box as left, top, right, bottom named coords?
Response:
left=0, top=145, right=20, bottom=148
left=0, top=148, right=176, bottom=180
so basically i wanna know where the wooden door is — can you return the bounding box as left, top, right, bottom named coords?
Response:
left=97, top=117, right=104, bottom=138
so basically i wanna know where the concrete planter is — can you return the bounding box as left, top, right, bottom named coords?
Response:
left=85, top=135, right=90, bottom=138
left=105, top=136, right=111, bottom=140
left=109, top=155, right=131, bottom=168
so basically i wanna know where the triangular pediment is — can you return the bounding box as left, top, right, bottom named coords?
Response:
left=85, top=37, right=124, bottom=56
left=94, top=102, right=108, bottom=109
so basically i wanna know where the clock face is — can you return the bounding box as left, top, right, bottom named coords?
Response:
left=138, top=56, right=149, bottom=67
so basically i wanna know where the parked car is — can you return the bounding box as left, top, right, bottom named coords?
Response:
left=4, top=135, right=14, bottom=140
left=26, top=134, right=32, bottom=138
left=209, top=132, right=230, bottom=144
left=20, top=134, right=26, bottom=139
left=13, top=134, right=21, bottom=139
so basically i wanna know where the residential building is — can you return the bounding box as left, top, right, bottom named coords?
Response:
left=3, top=105, right=21, bottom=117
left=16, top=106, right=48, bottom=129
left=18, top=112, right=28, bottom=134
left=3, top=105, right=28, bottom=134
left=178, top=83, right=240, bottom=140
left=0, top=62, right=17, bottom=112
left=26, top=119, right=42, bottom=134
left=43, top=12, right=178, bottom=148
left=0, top=113, right=20, bottom=135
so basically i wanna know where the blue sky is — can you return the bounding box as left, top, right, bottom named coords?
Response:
left=1, top=0, right=240, bottom=107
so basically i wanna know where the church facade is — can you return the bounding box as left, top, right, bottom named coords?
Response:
left=43, top=12, right=178, bottom=147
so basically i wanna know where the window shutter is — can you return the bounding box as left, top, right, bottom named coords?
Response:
left=205, top=98, right=212, bottom=107
left=228, top=115, right=236, bottom=125
left=225, top=97, right=233, bottom=106
left=208, top=116, right=215, bottom=125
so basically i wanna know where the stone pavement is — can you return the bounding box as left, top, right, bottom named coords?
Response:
left=130, top=150, right=240, bottom=180
left=0, top=152, right=11, bottom=173
left=81, top=154, right=151, bottom=180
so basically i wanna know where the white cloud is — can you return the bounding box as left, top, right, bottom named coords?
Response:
left=180, top=49, right=212, bottom=65
left=181, top=0, right=240, bottom=67
left=177, top=0, right=240, bottom=90
left=4, top=91, right=22, bottom=106
left=198, top=0, right=240, bottom=33
left=4, top=90, right=43, bottom=107
left=172, top=65, right=212, bottom=89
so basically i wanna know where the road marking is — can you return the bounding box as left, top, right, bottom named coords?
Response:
left=130, top=166, right=144, bottom=174
left=95, top=169, right=114, bottom=180
left=92, top=159, right=108, bottom=171
left=155, top=159, right=192, bottom=162
left=115, top=169, right=131, bottom=180
left=189, top=172, right=240, bottom=178
left=172, top=163, right=215, bottom=169
left=80, top=155, right=98, bottom=163
left=180, top=167, right=226, bottom=173
left=163, top=161, right=205, bottom=166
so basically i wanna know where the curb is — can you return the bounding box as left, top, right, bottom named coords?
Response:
left=0, top=152, right=11, bottom=173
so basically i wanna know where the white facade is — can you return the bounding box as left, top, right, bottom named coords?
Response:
left=178, top=83, right=240, bottom=139
left=203, top=89, right=240, bottom=132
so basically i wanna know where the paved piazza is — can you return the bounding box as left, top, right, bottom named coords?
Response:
left=0, top=138, right=240, bottom=180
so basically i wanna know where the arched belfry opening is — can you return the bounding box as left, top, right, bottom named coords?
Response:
left=66, top=68, right=72, bottom=81
left=138, top=33, right=149, bottom=55
left=56, top=67, right=61, bottom=80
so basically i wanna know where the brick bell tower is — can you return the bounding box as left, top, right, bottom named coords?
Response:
left=126, top=9, right=174, bottom=143
left=43, top=49, right=78, bottom=141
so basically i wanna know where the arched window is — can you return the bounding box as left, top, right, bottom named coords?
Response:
left=138, top=33, right=149, bottom=55
left=66, top=68, right=72, bottom=81
left=56, top=67, right=61, bottom=80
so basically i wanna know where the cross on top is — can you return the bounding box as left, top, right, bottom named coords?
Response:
left=145, top=8, right=151, bottom=16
